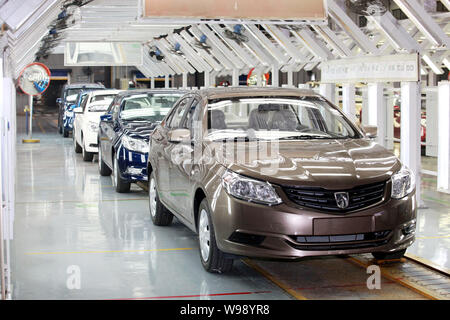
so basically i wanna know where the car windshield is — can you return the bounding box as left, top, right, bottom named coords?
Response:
left=90, top=94, right=116, bottom=103
left=88, top=100, right=113, bottom=112
left=120, top=93, right=182, bottom=122
left=66, top=87, right=102, bottom=98
left=206, top=96, right=360, bottom=141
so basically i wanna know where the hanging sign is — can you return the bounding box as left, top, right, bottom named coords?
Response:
left=321, top=54, right=420, bottom=83
left=143, top=0, right=326, bottom=20
left=17, top=62, right=51, bottom=96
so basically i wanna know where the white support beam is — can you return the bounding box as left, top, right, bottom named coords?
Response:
left=368, top=83, right=386, bottom=147
left=367, top=12, right=421, bottom=53
left=320, top=83, right=336, bottom=103
left=150, top=77, right=155, bottom=89
left=291, top=28, right=334, bottom=60
left=312, top=25, right=352, bottom=57
left=262, top=25, right=307, bottom=62
left=182, top=72, right=188, bottom=89
left=271, top=65, right=279, bottom=87
left=165, top=75, right=170, bottom=88
left=327, top=0, right=379, bottom=54
left=342, top=83, right=356, bottom=123
left=287, top=70, right=294, bottom=88
left=401, top=81, right=422, bottom=205
left=437, top=81, right=450, bottom=193
left=393, top=0, right=450, bottom=47
left=232, top=69, right=240, bottom=87
left=426, top=88, right=438, bottom=157
left=385, top=92, right=395, bottom=151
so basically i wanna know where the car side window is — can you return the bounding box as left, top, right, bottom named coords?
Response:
left=167, top=98, right=190, bottom=128
left=182, top=98, right=200, bottom=130
left=80, top=95, right=89, bottom=112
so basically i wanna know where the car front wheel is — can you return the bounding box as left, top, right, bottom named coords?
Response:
left=112, top=156, right=130, bottom=193
left=82, top=138, right=94, bottom=162
left=149, top=172, right=173, bottom=226
left=198, top=198, right=233, bottom=273
left=98, top=142, right=112, bottom=176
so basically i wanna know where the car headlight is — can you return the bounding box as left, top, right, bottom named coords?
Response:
left=89, top=121, right=99, bottom=132
left=391, top=165, right=415, bottom=199
left=222, top=170, right=282, bottom=206
left=121, top=135, right=149, bottom=153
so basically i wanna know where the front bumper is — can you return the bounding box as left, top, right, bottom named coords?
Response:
left=116, top=146, right=148, bottom=182
left=210, top=183, right=417, bottom=259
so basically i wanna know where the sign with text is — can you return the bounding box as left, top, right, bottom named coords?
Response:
left=321, top=54, right=420, bottom=83
left=143, top=0, right=326, bottom=20
left=18, top=63, right=51, bottom=96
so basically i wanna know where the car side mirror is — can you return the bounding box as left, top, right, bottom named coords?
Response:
left=168, top=128, right=191, bottom=143
left=73, top=107, right=83, bottom=114
left=56, top=98, right=62, bottom=104
left=362, top=125, right=378, bottom=138
left=100, top=114, right=113, bottom=122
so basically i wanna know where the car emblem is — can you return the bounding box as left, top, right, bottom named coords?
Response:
left=334, top=192, right=350, bottom=209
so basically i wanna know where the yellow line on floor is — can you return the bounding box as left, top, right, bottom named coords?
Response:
left=346, top=256, right=439, bottom=300
left=25, top=248, right=193, bottom=255
left=242, top=259, right=308, bottom=300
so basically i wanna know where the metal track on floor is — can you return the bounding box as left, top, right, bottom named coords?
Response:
left=348, top=254, right=450, bottom=300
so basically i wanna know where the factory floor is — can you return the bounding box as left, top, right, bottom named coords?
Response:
left=11, top=114, right=449, bottom=300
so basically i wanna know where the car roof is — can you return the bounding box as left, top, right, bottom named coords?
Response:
left=191, top=87, right=321, bottom=100
left=116, top=88, right=190, bottom=98
left=88, top=89, right=122, bottom=96
left=64, top=83, right=105, bottom=89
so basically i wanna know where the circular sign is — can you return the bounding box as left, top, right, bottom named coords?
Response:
left=18, top=62, right=51, bottom=96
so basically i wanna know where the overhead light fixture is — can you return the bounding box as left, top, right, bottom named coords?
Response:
left=422, top=54, right=444, bottom=74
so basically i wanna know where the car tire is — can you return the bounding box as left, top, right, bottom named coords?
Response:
left=98, top=142, right=112, bottom=176
left=372, top=249, right=407, bottom=260
left=113, top=157, right=130, bottom=193
left=73, top=131, right=82, bottom=153
left=198, top=198, right=233, bottom=273
left=82, top=139, right=94, bottom=162
left=149, top=172, right=173, bottom=226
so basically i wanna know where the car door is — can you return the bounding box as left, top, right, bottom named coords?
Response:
left=170, top=97, right=201, bottom=219
left=75, top=93, right=89, bottom=146
left=157, top=97, right=192, bottom=215
left=100, top=96, right=121, bottom=168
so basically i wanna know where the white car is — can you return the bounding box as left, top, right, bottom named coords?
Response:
left=73, top=89, right=121, bottom=161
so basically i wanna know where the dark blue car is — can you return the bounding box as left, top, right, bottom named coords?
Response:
left=63, top=91, right=91, bottom=136
left=98, top=89, right=187, bottom=193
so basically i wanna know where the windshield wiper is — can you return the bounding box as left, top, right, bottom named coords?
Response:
left=278, top=135, right=332, bottom=140
left=212, top=136, right=259, bottom=142
left=124, top=117, right=150, bottom=121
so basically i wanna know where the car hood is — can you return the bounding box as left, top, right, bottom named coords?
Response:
left=121, top=120, right=157, bottom=141
left=209, top=138, right=401, bottom=189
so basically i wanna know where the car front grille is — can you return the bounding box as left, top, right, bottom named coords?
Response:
left=287, top=230, right=391, bottom=251
left=282, top=181, right=387, bottom=213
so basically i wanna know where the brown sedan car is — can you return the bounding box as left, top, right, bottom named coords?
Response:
left=147, top=87, right=416, bottom=273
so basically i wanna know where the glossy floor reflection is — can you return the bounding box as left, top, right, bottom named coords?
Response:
left=13, top=123, right=292, bottom=300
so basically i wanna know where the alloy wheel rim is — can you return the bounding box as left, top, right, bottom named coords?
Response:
left=199, top=209, right=211, bottom=262
left=149, top=177, right=157, bottom=217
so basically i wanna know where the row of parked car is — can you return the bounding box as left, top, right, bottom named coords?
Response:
left=56, top=84, right=417, bottom=273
